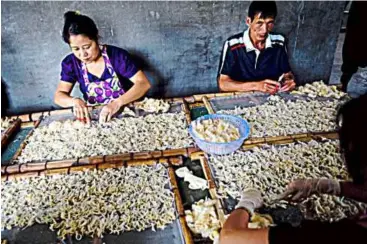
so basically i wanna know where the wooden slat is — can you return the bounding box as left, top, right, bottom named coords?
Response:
left=208, top=179, right=216, bottom=189
left=186, top=147, right=201, bottom=156
left=179, top=216, right=194, bottom=244
left=45, top=168, right=69, bottom=175
left=78, top=156, right=104, bottom=165
left=214, top=92, right=236, bottom=97
left=126, top=159, right=157, bottom=167
left=97, top=161, right=124, bottom=170
left=132, top=151, right=154, bottom=160
left=49, top=108, right=73, bottom=116
left=265, top=135, right=292, bottom=143
left=150, top=150, right=163, bottom=158
left=158, top=158, right=169, bottom=167
left=290, top=133, right=309, bottom=140
left=270, top=139, right=295, bottom=145
left=1, top=134, right=9, bottom=149
left=17, top=114, right=31, bottom=122
left=235, top=91, right=248, bottom=95
left=104, top=153, right=132, bottom=163
left=30, top=112, right=44, bottom=121
left=7, top=171, right=39, bottom=180
left=244, top=137, right=266, bottom=145
left=167, top=167, right=178, bottom=189
left=171, top=97, right=184, bottom=103
left=20, top=162, right=47, bottom=172
left=193, top=93, right=216, bottom=102
left=46, top=159, right=77, bottom=169
left=168, top=156, right=183, bottom=166
left=294, top=136, right=313, bottom=143
left=69, top=165, right=97, bottom=173
left=33, top=119, right=42, bottom=128
left=208, top=188, right=226, bottom=226
left=189, top=151, right=205, bottom=160
left=312, top=131, right=339, bottom=140
left=199, top=157, right=215, bottom=184
left=188, top=102, right=204, bottom=109
left=202, top=96, right=214, bottom=114
left=183, top=96, right=195, bottom=104
left=182, top=102, right=192, bottom=124
left=21, top=121, right=35, bottom=128
left=1, top=119, right=21, bottom=149
left=173, top=188, right=185, bottom=216
left=242, top=143, right=263, bottom=150
left=162, top=148, right=188, bottom=157
left=6, top=165, right=20, bottom=174
left=1, top=166, right=7, bottom=174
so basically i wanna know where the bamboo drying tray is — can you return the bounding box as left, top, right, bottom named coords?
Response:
left=200, top=135, right=340, bottom=216
left=201, top=93, right=341, bottom=146
left=2, top=156, right=194, bottom=244
left=4, top=99, right=200, bottom=175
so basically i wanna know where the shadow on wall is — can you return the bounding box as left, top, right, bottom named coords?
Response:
left=129, top=49, right=168, bottom=98
left=1, top=79, right=11, bottom=117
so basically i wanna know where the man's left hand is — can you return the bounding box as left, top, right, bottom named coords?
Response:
left=280, top=79, right=296, bottom=92
left=99, top=100, right=123, bottom=123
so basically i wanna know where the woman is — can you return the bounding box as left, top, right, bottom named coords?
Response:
left=54, top=11, right=151, bottom=123
left=220, top=94, right=367, bottom=244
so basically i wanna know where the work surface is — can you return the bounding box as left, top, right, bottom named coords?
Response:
left=2, top=90, right=364, bottom=244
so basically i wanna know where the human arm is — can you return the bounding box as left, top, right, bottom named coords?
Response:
left=220, top=188, right=269, bottom=244
left=276, top=179, right=341, bottom=202
left=277, top=179, right=367, bottom=203
left=99, top=70, right=151, bottom=123
left=218, top=74, right=280, bottom=93
left=54, top=81, right=90, bottom=124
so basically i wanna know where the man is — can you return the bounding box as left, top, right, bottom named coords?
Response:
left=218, top=1, right=296, bottom=93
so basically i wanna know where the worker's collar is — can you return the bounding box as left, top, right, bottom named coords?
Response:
left=243, top=28, right=272, bottom=52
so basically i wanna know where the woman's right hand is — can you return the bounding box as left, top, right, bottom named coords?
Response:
left=72, top=98, right=91, bottom=124
left=277, top=179, right=341, bottom=202
left=256, top=79, right=280, bottom=94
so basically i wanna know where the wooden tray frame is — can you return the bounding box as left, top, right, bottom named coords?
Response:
left=198, top=156, right=227, bottom=226
left=198, top=134, right=341, bottom=217
left=1, top=118, right=21, bottom=149
left=5, top=98, right=200, bottom=176
left=2, top=156, right=194, bottom=244
left=200, top=93, right=340, bottom=147
left=183, top=92, right=251, bottom=104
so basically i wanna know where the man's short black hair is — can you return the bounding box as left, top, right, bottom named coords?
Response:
left=337, top=94, right=367, bottom=184
left=248, top=1, right=277, bottom=21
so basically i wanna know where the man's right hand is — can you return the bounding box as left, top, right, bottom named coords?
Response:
left=72, top=98, right=91, bottom=125
left=256, top=80, right=280, bottom=94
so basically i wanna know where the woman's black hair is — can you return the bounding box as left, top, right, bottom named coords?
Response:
left=248, top=1, right=277, bottom=21
left=62, top=11, right=99, bottom=44
left=337, top=94, right=367, bottom=184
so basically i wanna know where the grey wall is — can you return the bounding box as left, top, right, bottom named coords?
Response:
left=1, top=1, right=345, bottom=115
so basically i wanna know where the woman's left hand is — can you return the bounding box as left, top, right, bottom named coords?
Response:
left=99, top=100, right=123, bottom=123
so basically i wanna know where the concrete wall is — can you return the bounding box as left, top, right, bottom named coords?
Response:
left=1, top=1, right=345, bottom=115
